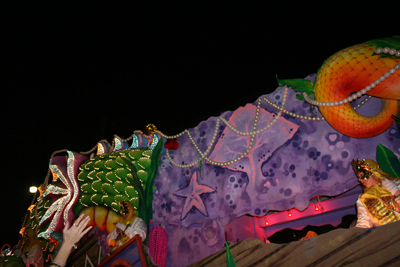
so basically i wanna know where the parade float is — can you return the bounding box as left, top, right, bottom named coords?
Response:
left=1, top=36, right=400, bottom=267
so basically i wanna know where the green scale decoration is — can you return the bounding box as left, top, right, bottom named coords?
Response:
left=75, top=147, right=156, bottom=216
left=74, top=140, right=163, bottom=245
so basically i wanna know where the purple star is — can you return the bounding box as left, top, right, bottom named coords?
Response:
left=174, top=172, right=216, bottom=220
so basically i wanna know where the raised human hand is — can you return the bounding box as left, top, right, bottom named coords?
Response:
left=62, top=214, right=92, bottom=248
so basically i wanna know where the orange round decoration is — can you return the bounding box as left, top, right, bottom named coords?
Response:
left=110, top=259, right=132, bottom=267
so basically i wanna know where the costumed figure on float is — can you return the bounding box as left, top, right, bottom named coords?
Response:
left=107, top=201, right=147, bottom=250
left=352, top=158, right=400, bottom=228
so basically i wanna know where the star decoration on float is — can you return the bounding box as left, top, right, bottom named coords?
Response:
left=174, top=172, right=216, bottom=219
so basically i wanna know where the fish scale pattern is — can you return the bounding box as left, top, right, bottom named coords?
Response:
left=315, top=43, right=400, bottom=138
left=148, top=226, right=168, bottom=267
left=75, top=148, right=153, bottom=215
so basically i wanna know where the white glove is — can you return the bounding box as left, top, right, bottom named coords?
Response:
left=115, top=222, right=128, bottom=231
left=124, top=227, right=146, bottom=241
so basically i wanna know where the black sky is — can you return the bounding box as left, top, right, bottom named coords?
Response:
left=1, top=2, right=398, bottom=246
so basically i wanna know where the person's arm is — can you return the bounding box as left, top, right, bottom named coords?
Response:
left=107, top=223, right=126, bottom=247
left=355, top=199, right=375, bottom=228
left=381, top=179, right=400, bottom=197
left=124, top=217, right=147, bottom=241
left=50, top=214, right=92, bottom=267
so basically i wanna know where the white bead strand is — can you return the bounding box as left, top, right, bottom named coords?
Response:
left=302, top=47, right=399, bottom=107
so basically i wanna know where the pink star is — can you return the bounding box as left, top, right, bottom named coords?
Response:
left=174, top=172, right=216, bottom=220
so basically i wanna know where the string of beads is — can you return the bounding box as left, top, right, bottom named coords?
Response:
left=82, top=46, right=399, bottom=168
left=166, top=86, right=288, bottom=167
left=302, top=46, right=400, bottom=107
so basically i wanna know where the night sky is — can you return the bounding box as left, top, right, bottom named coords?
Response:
left=1, top=3, right=398, bottom=247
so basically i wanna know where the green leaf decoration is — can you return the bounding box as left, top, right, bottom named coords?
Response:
left=296, top=94, right=305, bottom=101
left=366, top=36, right=400, bottom=59
left=102, top=195, right=116, bottom=208
left=225, top=242, right=236, bottom=267
left=122, top=158, right=145, bottom=197
left=396, top=110, right=400, bottom=133
left=114, top=195, right=129, bottom=203
left=77, top=170, right=88, bottom=182
left=20, top=191, right=69, bottom=261
left=376, top=144, right=400, bottom=179
left=96, top=171, right=107, bottom=182
left=125, top=186, right=139, bottom=199
left=114, top=181, right=126, bottom=194
left=84, top=160, right=94, bottom=170
left=116, top=156, right=127, bottom=167
left=81, top=183, right=95, bottom=194
left=87, top=170, right=98, bottom=180
left=138, top=157, right=151, bottom=170
left=92, top=180, right=103, bottom=193
left=276, top=75, right=314, bottom=95
left=111, top=202, right=119, bottom=212
left=128, top=149, right=144, bottom=160
left=102, top=183, right=119, bottom=195
left=137, top=170, right=149, bottom=183
left=79, top=194, right=93, bottom=207
left=94, top=159, right=104, bottom=170
left=105, top=172, right=117, bottom=183
left=123, top=157, right=148, bottom=236
left=73, top=144, right=163, bottom=237
left=147, top=140, right=163, bottom=212
left=115, top=168, right=129, bottom=180
left=143, top=141, right=163, bottom=225
left=37, top=208, right=46, bottom=217
left=90, top=194, right=103, bottom=206
left=105, top=159, right=121, bottom=170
